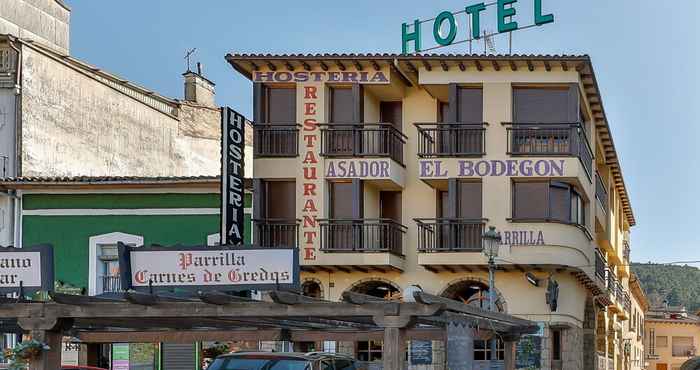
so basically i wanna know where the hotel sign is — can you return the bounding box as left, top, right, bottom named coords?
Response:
left=253, top=71, right=390, bottom=84
left=221, top=107, right=246, bottom=245
left=0, top=244, right=54, bottom=294
left=118, top=244, right=300, bottom=291
left=402, top=0, right=554, bottom=54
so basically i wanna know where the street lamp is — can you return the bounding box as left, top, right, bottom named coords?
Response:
left=482, top=226, right=502, bottom=368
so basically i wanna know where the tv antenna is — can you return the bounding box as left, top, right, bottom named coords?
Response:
left=483, top=30, right=497, bottom=54
left=184, top=48, right=197, bottom=72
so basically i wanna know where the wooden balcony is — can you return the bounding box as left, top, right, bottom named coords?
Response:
left=415, top=123, right=487, bottom=158
left=253, top=124, right=300, bottom=157
left=505, top=122, right=594, bottom=179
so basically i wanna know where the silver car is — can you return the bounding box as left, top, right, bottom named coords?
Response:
left=208, top=352, right=364, bottom=370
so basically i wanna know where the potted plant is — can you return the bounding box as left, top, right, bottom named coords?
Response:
left=202, top=342, right=230, bottom=359
left=1, top=340, right=51, bottom=370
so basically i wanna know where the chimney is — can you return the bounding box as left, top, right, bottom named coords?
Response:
left=183, top=62, right=216, bottom=107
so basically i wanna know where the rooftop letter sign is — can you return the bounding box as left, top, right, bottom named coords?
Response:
left=0, top=244, right=54, bottom=294
left=118, top=243, right=300, bottom=292
left=402, top=0, right=554, bottom=54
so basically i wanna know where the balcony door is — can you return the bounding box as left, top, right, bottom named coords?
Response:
left=437, top=181, right=482, bottom=250
left=438, top=86, right=483, bottom=154
left=265, top=87, right=296, bottom=124
left=328, top=87, right=355, bottom=155
left=328, top=181, right=356, bottom=251
left=257, top=87, right=297, bottom=156
left=258, top=180, right=296, bottom=247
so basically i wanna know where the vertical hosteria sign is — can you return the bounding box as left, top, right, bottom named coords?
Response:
left=118, top=243, right=300, bottom=291
left=401, top=0, right=554, bottom=54
left=0, top=244, right=54, bottom=294
left=221, top=107, right=246, bottom=245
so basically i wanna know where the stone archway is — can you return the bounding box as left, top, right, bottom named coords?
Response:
left=301, top=278, right=324, bottom=299
left=438, top=276, right=508, bottom=313
left=681, top=357, right=700, bottom=370
left=345, top=277, right=401, bottom=299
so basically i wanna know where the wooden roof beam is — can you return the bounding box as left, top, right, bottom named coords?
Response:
left=301, top=61, right=311, bottom=71
left=266, top=61, right=277, bottom=71
left=422, top=60, right=432, bottom=71
left=509, top=60, right=518, bottom=71
left=543, top=60, right=551, bottom=72
left=319, top=61, right=329, bottom=71
left=474, top=60, right=483, bottom=71
left=405, top=61, right=418, bottom=74
left=284, top=61, right=294, bottom=71
left=561, top=61, right=569, bottom=71
left=526, top=60, right=535, bottom=72
left=492, top=60, right=501, bottom=71
left=249, top=61, right=260, bottom=71
left=440, top=60, right=449, bottom=71
left=458, top=61, right=466, bottom=71
left=371, top=61, right=381, bottom=71
left=353, top=60, right=363, bottom=71
left=336, top=60, right=346, bottom=71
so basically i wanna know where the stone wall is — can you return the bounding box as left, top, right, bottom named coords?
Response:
left=0, top=0, right=70, bottom=53
left=19, top=45, right=221, bottom=177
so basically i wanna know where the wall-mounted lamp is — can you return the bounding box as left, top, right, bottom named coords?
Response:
left=525, top=272, right=540, bottom=287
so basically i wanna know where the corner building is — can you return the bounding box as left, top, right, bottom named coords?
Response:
left=227, top=54, right=637, bottom=370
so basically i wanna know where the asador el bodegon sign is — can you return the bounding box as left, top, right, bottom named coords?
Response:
left=402, top=0, right=554, bottom=54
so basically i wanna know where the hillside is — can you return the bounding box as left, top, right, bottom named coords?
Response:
left=632, top=263, right=700, bottom=312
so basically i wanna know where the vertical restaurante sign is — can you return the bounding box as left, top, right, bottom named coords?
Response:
left=0, top=244, right=54, bottom=294
left=402, top=0, right=554, bottom=54
left=118, top=244, right=300, bottom=291
left=221, top=107, right=246, bottom=245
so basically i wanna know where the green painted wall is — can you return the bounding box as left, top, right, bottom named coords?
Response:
left=21, top=192, right=253, bottom=291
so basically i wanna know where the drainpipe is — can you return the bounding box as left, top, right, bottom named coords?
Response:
left=13, top=190, right=21, bottom=248
left=8, top=37, right=22, bottom=177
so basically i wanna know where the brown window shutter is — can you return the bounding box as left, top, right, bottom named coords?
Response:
left=267, top=88, right=296, bottom=124
left=513, top=182, right=548, bottom=219
left=458, top=181, right=482, bottom=219
left=265, top=181, right=296, bottom=219
left=330, top=181, right=354, bottom=219
left=549, top=182, right=571, bottom=222
left=330, top=87, right=354, bottom=123
left=457, top=87, right=483, bottom=123
left=513, top=87, right=573, bottom=123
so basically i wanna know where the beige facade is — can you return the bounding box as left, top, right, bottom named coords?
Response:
left=229, top=54, right=638, bottom=370
left=646, top=307, right=700, bottom=370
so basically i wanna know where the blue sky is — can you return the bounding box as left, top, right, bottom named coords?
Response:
left=66, top=1, right=699, bottom=265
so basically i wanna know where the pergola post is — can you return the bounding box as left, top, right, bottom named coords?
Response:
left=373, top=315, right=412, bottom=370
left=504, top=339, right=517, bottom=370
left=27, top=329, right=62, bottom=370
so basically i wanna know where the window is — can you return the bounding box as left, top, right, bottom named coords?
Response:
left=334, top=359, right=356, bottom=370
left=456, top=87, right=483, bottom=123
left=672, top=337, right=694, bottom=357
left=649, top=328, right=656, bottom=355
left=88, top=232, right=143, bottom=296
left=357, top=341, right=383, bottom=362
left=512, top=181, right=586, bottom=227
left=474, top=339, right=504, bottom=361
left=552, top=329, right=562, bottom=361
left=330, top=87, right=354, bottom=124
left=512, top=86, right=579, bottom=123
left=264, top=87, right=296, bottom=124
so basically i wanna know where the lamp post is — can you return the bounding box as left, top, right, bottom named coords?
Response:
left=482, top=226, right=502, bottom=368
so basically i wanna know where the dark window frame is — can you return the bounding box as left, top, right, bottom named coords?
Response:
left=552, top=328, right=562, bottom=361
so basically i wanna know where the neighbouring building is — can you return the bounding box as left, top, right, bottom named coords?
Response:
left=625, top=274, right=650, bottom=370
left=0, top=176, right=253, bottom=369
left=0, top=0, right=254, bottom=250
left=226, top=53, right=638, bottom=370
left=646, top=306, right=700, bottom=370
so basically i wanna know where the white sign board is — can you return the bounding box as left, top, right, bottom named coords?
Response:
left=0, top=245, right=53, bottom=293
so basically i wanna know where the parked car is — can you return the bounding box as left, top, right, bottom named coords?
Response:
left=61, top=366, right=109, bottom=370
left=208, top=352, right=364, bottom=370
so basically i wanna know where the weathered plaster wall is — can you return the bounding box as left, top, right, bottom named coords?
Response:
left=0, top=0, right=70, bottom=53
left=19, top=46, right=221, bottom=177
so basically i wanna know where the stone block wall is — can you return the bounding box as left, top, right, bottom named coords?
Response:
left=0, top=0, right=70, bottom=53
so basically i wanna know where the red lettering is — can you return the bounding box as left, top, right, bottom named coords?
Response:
left=302, top=199, right=317, bottom=212
left=303, top=119, right=317, bottom=131
left=303, top=231, right=317, bottom=244
left=302, top=151, right=318, bottom=164
left=304, top=102, right=317, bottom=115
left=304, top=86, right=318, bottom=99
left=303, top=215, right=317, bottom=228
left=303, top=134, right=317, bottom=147
left=303, top=167, right=317, bottom=180
left=304, top=247, right=317, bottom=260
left=303, top=183, right=317, bottom=196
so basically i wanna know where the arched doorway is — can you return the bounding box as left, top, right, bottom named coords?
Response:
left=681, top=357, right=700, bottom=370
left=346, top=278, right=400, bottom=299
left=440, top=277, right=506, bottom=312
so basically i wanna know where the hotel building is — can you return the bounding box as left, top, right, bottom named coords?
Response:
left=226, top=53, right=638, bottom=370
left=646, top=306, right=700, bottom=370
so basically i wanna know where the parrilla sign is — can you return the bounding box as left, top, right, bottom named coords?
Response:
left=0, top=244, right=54, bottom=294
left=402, top=0, right=554, bottom=54
left=118, top=244, right=299, bottom=291
left=221, top=107, right=246, bottom=245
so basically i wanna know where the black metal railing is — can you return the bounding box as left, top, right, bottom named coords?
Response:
left=415, top=218, right=487, bottom=252
left=415, top=123, right=487, bottom=157
left=253, top=124, right=300, bottom=157
left=319, top=123, right=407, bottom=165
left=623, top=291, right=631, bottom=313
left=319, top=219, right=406, bottom=256
left=100, top=275, right=122, bottom=294
left=615, top=280, right=624, bottom=304
left=595, top=172, right=608, bottom=211
left=505, top=122, right=594, bottom=178
left=606, top=270, right=616, bottom=298
left=595, top=249, right=607, bottom=283
left=253, top=219, right=300, bottom=248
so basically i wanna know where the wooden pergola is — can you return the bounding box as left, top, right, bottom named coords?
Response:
left=1, top=290, right=538, bottom=370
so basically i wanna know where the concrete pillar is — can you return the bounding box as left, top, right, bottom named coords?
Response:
left=27, top=330, right=62, bottom=370
left=446, top=323, right=474, bottom=370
